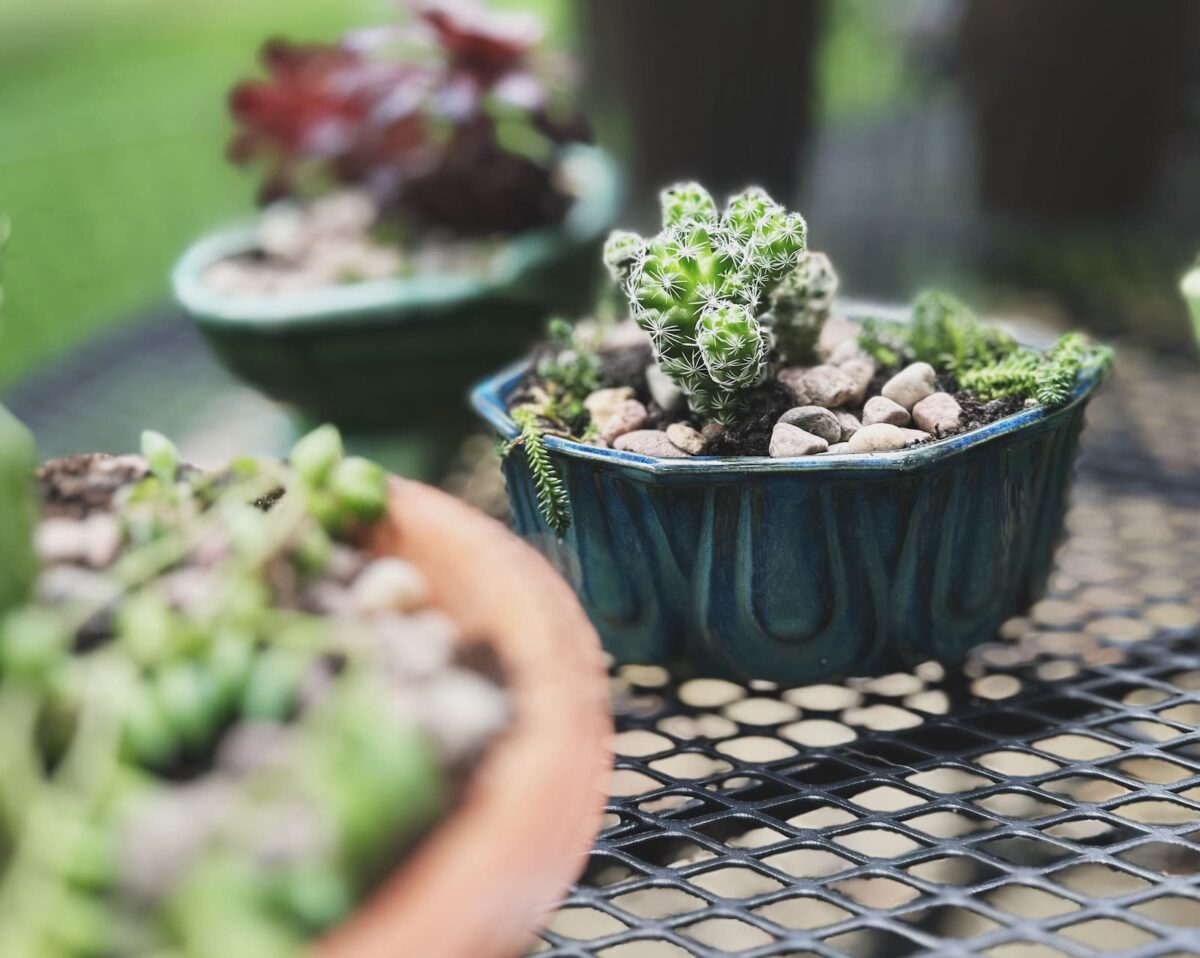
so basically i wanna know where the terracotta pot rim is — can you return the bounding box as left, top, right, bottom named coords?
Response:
left=317, top=479, right=612, bottom=958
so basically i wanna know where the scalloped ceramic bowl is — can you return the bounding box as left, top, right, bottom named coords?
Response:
left=472, top=313, right=1107, bottom=684
left=173, top=146, right=621, bottom=433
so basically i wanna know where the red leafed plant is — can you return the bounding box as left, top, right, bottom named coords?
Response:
left=228, top=0, right=589, bottom=237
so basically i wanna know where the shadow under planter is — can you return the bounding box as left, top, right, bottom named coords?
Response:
left=473, top=343, right=1106, bottom=684
left=172, top=147, right=621, bottom=463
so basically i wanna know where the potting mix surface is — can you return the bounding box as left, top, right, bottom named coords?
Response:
left=5, top=315, right=1200, bottom=957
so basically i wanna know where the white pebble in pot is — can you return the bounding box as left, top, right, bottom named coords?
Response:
left=881, top=362, right=937, bottom=410
left=350, top=558, right=430, bottom=615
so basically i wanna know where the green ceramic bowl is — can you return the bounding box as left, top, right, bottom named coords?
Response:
left=172, top=146, right=622, bottom=432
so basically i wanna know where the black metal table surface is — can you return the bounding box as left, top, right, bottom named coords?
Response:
left=4, top=313, right=1200, bottom=958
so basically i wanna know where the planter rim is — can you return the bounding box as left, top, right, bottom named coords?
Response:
left=471, top=303, right=1109, bottom=476
left=171, top=144, right=621, bottom=330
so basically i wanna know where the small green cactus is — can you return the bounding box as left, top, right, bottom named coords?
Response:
left=606, top=182, right=807, bottom=422
left=762, top=251, right=839, bottom=365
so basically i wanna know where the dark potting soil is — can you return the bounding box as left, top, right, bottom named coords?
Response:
left=955, top=392, right=1027, bottom=431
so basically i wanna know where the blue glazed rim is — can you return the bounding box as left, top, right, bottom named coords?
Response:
left=471, top=309, right=1108, bottom=476
left=171, top=145, right=622, bottom=330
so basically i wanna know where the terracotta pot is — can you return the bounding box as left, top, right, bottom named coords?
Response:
left=319, top=479, right=612, bottom=958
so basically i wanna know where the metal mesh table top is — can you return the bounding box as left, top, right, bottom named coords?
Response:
left=4, top=312, right=1199, bottom=958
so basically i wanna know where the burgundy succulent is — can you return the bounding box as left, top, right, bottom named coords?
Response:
left=228, top=0, right=589, bottom=235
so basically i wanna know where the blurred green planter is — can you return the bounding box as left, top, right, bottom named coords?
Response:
left=172, top=147, right=621, bottom=434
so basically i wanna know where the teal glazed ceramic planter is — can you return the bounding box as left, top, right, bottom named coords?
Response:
left=173, top=146, right=621, bottom=432
left=473, top=335, right=1106, bottom=684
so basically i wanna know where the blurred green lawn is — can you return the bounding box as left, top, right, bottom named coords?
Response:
left=0, top=0, right=566, bottom=388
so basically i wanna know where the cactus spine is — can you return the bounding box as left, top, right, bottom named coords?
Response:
left=605, top=183, right=807, bottom=422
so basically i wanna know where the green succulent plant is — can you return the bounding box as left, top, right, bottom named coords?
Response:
left=605, top=182, right=808, bottom=422
left=859, top=288, right=1113, bottom=407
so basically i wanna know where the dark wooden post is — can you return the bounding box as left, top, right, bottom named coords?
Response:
left=578, top=0, right=825, bottom=220
left=961, top=0, right=1197, bottom=224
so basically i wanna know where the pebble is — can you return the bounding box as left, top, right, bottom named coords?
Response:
left=419, top=669, right=511, bottom=762
left=769, top=423, right=829, bottom=458
left=780, top=364, right=858, bottom=408
left=902, top=428, right=933, bottom=445
left=350, top=558, right=430, bottom=615
left=778, top=406, right=842, bottom=444
left=614, top=430, right=691, bottom=458
left=376, top=611, right=456, bottom=680
left=645, top=364, right=684, bottom=412
left=701, top=423, right=726, bottom=441
left=912, top=392, right=964, bottom=437
left=838, top=358, right=875, bottom=406
left=881, top=362, right=937, bottom=410
left=584, top=387, right=633, bottom=421
left=34, top=514, right=123, bottom=568
left=834, top=410, right=862, bottom=441
left=848, top=423, right=910, bottom=453
left=828, top=442, right=851, bottom=454
left=597, top=399, right=648, bottom=445
left=666, top=423, right=707, bottom=455
left=862, top=395, right=911, bottom=427
left=816, top=316, right=861, bottom=361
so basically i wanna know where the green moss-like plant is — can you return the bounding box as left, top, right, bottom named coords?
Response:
left=0, top=405, right=36, bottom=618
left=605, top=182, right=808, bottom=422
left=862, top=288, right=1114, bottom=408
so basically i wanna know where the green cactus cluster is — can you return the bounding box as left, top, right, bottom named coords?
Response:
left=958, top=332, right=1114, bottom=406
left=605, top=183, right=809, bottom=422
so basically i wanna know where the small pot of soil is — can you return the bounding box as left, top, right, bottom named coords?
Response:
left=473, top=182, right=1113, bottom=683
left=172, top=2, right=620, bottom=439
left=0, top=422, right=610, bottom=958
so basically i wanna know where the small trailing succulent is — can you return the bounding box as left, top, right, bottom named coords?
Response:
left=0, top=424, right=507, bottom=957
left=503, top=181, right=1113, bottom=532
left=229, top=0, right=588, bottom=237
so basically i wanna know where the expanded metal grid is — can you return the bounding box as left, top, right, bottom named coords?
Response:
left=4, top=314, right=1199, bottom=958
left=531, top=357, right=1200, bottom=958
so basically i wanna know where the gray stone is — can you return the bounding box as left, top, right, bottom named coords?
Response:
left=848, top=423, right=910, bottom=453
left=614, top=430, right=690, bottom=458
left=828, top=442, right=851, bottom=454
left=912, top=391, right=963, bottom=437
left=862, top=395, right=911, bottom=427
left=584, top=386, right=634, bottom=422
left=784, top=364, right=858, bottom=408
left=838, top=357, right=875, bottom=406
left=881, top=362, right=937, bottom=410
left=700, top=422, right=726, bottom=441
left=776, top=366, right=814, bottom=405
left=816, top=315, right=861, bottom=361
left=779, top=406, right=842, bottom=444
left=645, top=364, right=684, bottom=412
left=596, top=398, right=648, bottom=444
left=834, top=410, right=862, bottom=441
left=769, top=423, right=829, bottom=458
left=828, top=338, right=873, bottom=366
left=666, top=423, right=707, bottom=455
left=901, top=428, right=933, bottom=445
